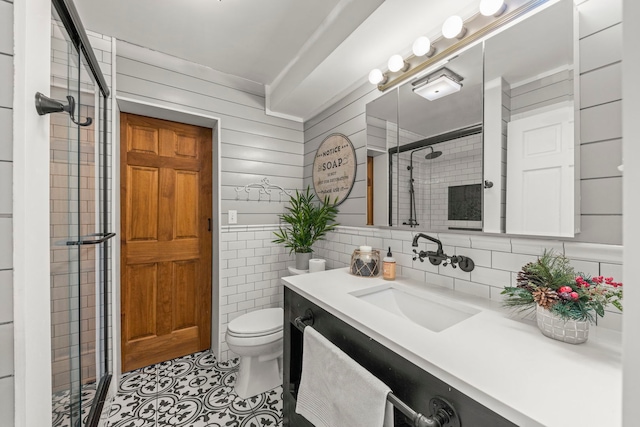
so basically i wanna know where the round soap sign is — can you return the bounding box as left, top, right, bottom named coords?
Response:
left=313, top=133, right=356, bottom=206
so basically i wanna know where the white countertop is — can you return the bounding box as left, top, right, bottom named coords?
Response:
left=282, top=268, right=622, bottom=427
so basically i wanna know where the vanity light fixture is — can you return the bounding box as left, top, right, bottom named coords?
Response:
left=368, top=68, right=388, bottom=85
left=388, top=54, right=410, bottom=72
left=368, top=0, right=547, bottom=90
left=412, top=36, right=436, bottom=57
left=442, top=15, right=467, bottom=39
left=412, top=68, right=463, bottom=101
left=479, top=0, right=507, bottom=16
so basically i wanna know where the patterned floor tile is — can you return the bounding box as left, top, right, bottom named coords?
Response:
left=104, top=351, right=282, bottom=427
left=52, top=383, right=97, bottom=427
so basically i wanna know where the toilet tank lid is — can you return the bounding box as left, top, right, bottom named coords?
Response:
left=227, top=307, right=283, bottom=335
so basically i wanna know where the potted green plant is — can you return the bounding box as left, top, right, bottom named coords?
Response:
left=273, top=186, right=339, bottom=270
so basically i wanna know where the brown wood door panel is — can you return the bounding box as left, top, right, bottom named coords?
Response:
left=123, top=326, right=200, bottom=371
left=126, top=240, right=200, bottom=263
left=124, top=263, right=158, bottom=341
left=127, top=166, right=159, bottom=241
left=121, top=113, right=212, bottom=372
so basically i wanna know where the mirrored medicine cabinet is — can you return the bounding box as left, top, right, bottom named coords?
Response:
left=365, top=0, right=577, bottom=238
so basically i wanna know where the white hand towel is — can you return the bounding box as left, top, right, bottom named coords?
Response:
left=295, top=326, right=393, bottom=427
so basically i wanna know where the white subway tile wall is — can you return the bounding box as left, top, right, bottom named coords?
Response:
left=311, top=226, right=623, bottom=331
left=391, top=134, right=483, bottom=230
left=219, top=225, right=293, bottom=361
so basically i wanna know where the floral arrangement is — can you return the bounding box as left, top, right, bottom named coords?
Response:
left=501, top=250, right=622, bottom=322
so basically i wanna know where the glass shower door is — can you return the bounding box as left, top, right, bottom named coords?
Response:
left=50, top=6, right=112, bottom=426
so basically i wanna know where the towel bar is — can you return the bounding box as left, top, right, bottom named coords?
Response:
left=293, top=312, right=461, bottom=427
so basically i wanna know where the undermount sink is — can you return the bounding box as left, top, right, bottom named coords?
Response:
left=350, top=284, right=480, bottom=332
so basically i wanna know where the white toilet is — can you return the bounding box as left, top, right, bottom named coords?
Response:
left=225, top=307, right=284, bottom=399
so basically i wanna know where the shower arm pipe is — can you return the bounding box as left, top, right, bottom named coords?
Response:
left=406, top=146, right=432, bottom=227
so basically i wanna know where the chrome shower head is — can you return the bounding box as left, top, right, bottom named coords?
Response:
left=425, top=146, right=442, bottom=160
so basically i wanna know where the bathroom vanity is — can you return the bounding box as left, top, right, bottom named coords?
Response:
left=282, top=268, right=622, bottom=427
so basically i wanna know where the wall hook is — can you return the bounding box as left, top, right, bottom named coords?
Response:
left=35, top=92, right=93, bottom=127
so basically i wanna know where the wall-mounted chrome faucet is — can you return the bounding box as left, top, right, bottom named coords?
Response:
left=411, top=233, right=475, bottom=272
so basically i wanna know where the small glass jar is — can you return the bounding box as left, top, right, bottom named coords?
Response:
left=350, top=246, right=380, bottom=277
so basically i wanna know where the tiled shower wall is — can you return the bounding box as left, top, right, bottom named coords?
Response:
left=393, top=134, right=483, bottom=230
left=49, top=83, right=98, bottom=392
left=0, top=0, right=14, bottom=423
left=311, top=226, right=623, bottom=331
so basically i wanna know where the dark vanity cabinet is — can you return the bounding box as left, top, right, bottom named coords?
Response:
left=283, top=287, right=518, bottom=427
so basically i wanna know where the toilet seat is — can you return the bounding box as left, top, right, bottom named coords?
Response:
left=227, top=308, right=283, bottom=338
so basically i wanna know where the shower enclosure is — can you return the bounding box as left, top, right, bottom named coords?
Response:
left=48, top=1, right=113, bottom=426
left=389, top=125, right=483, bottom=231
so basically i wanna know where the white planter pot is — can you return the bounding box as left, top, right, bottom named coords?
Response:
left=295, top=252, right=313, bottom=270
left=536, top=304, right=589, bottom=344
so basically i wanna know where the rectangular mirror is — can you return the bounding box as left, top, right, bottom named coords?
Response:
left=365, top=0, right=577, bottom=237
left=483, top=0, right=576, bottom=237
left=366, top=88, right=397, bottom=227
left=392, top=43, right=483, bottom=231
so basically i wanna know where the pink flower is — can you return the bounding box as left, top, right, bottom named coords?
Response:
left=592, top=276, right=604, bottom=284
left=559, top=286, right=573, bottom=293
left=605, top=277, right=614, bottom=284
left=570, top=292, right=579, bottom=300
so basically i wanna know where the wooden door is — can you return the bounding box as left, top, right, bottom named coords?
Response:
left=506, top=105, right=574, bottom=236
left=120, top=113, right=212, bottom=372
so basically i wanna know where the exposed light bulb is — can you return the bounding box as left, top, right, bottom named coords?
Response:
left=412, top=36, right=434, bottom=57
left=479, top=0, right=506, bottom=16
left=368, top=69, right=385, bottom=85
left=442, top=15, right=466, bottom=39
left=388, top=54, right=407, bottom=72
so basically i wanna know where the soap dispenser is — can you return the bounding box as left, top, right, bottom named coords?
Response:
left=383, top=247, right=396, bottom=280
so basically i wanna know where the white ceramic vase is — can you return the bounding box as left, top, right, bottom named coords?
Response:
left=536, top=304, right=589, bottom=344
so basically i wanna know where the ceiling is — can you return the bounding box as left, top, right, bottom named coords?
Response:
left=75, top=0, right=480, bottom=121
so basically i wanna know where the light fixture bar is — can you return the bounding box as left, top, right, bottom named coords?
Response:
left=377, top=0, right=550, bottom=92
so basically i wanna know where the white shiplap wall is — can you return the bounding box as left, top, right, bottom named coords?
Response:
left=113, top=41, right=304, bottom=359
left=115, top=40, right=304, bottom=226
left=305, top=0, right=623, bottom=245
left=0, top=0, right=14, bottom=423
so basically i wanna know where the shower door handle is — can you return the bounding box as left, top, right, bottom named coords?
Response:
left=66, top=232, right=116, bottom=246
